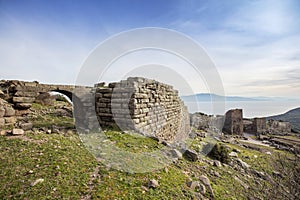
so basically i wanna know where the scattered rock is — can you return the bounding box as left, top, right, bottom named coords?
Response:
left=252, top=170, right=273, bottom=181
left=265, top=151, right=272, bottom=155
left=183, top=149, right=199, bottom=162
left=199, top=175, right=210, bottom=186
left=148, top=179, right=159, bottom=189
left=212, top=171, right=220, bottom=177
left=253, top=155, right=258, bottom=158
left=187, top=181, right=200, bottom=190
left=20, top=122, right=33, bottom=131
left=236, top=158, right=250, bottom=169
left=229, top=151, right=238, bottom=157
left=12, top=128, right=25, bottom=135
left=0, top=130, right=7, bottom=136
left=30, top=178, right=44, bottom=186
left=141, top=185, right=149, bottom=192
left=171, top=149, right=183, bottom=160
left=199, top=175, right=214, bottom=197
left=198, top=183, right=206, bottom=195
left=213, top=160, right=222, bottom=167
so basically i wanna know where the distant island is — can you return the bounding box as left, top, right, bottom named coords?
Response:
left=181, top=93, right=299, bottom=102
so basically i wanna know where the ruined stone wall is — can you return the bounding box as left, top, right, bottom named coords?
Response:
left=222, top=109, right=243, bottom=135
left=253, top=118, right=267, bottom=134
left=267, top=120, right=291, bottom=135
left=0, top=98, right=16, bottom=127
left=95, top=77, right=190, bottom=142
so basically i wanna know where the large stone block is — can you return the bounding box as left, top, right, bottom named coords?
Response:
left=0, top=118, right=5, bottom=126
left=12, top=97, right=35, bottom=103
left=4, top=106, right=15, bottom=117
left=0, top=107, right=5, bottom=118
left=15, top=103, right=32, bottom=110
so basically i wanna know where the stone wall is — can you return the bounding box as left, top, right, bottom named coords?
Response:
left=0, top=78, right=190, bottom=141
left=253, top=118, right=267, bottom=134
left=0, top=98, right=16, bottom=127
left=267, top=120, right=291, bottom=135
left=95, top=77, right=190, bottom=142
left=243, top=117, right=267, bottom=135
left=222, top=109, right=243, bottom=135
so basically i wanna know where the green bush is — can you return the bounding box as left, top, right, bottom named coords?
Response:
left=207, top=143, right=230, bottom=164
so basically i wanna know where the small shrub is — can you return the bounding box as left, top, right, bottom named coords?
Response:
left=207, top=143, right=230, bottom=164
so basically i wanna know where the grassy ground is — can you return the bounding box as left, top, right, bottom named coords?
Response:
left=0, top=101, right=299, bottom=199
left=1, top=130, right=299, bottom=199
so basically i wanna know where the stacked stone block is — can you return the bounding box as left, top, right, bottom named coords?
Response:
left=95, top=77, right=190, bottom=142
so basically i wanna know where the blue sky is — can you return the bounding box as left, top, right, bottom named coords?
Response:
left=0, top=0, right=300, bottom=98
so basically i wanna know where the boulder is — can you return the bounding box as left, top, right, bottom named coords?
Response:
left=213, top=160, right=222, bottom=167
left=171, top=149, right=183, bottom=160
left=199, top=175, right=210, bottom=186
left=12, top=128, right=25, bottom=135
left=0, top=130, right=7, bottom=135
left=183, top=149, right=199, bottom=162
left=148, top=179, right=159, bottom=189
left=236, top=158, right=250, bottom=169
left=20, top=122, right=33, bottom=131
left=199, top=175, right=214, bottom=197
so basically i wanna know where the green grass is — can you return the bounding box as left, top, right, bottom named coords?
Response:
left=0, top=133, right=97, bottom=199
left=1, top=101, right=299, bottom=199
left=1, top=130, right=298, bottom=199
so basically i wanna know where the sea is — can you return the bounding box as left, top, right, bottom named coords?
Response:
left=184, top=101, right=300, bottom=118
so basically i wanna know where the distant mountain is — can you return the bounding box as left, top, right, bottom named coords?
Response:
left=181, top=93, right=267, bottom=102
left=267, top=107, right=300, bottom=133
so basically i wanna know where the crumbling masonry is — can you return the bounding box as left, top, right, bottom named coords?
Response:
left=94, top=77, right=190, bottom=142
